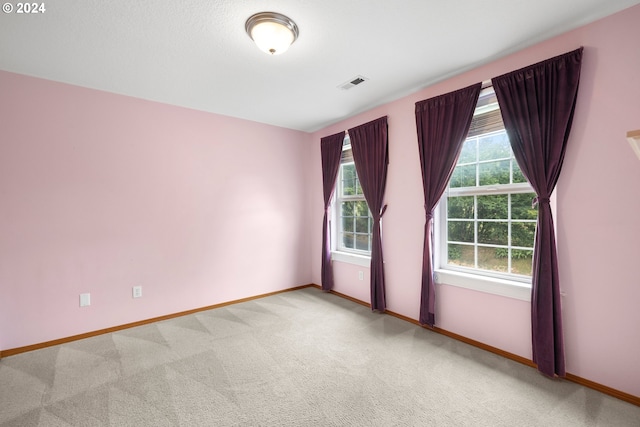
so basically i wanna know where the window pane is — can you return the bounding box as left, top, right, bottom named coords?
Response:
left=511, top=250, right=533, bottom=276
left=342, top=201, right=354, bottom=216
left=441, top=99, right=539, bottom=280
left=355, top=217, right=368, bottom=233
left=448, top=221, right=474, bottom=243
left=335, top=154, right=372, bottom=255
left=355, top=177, right=363, bottom=195
left=513, top=161, right=527, bottom=183
left=478, top=221, right=508, bottom=245
left=448, top=196, right=474, bottom=219
left=511, top=193, right=537, bottom=220
left=342, top=164, right=356, bottom=196
left=450, top=164, right=476, bottom=188
left=478, top=132, right=510, bottom=161
left=447, top=244, right=474, bottom=268
left=355, top=234, right=369, bottom=251
left=478, top=246, right=508, bottom=272
left=512, top=222, right=536, bottom=247
left=479, top=160, right=510, bottom=185
left=458, top=138, right=477, bottom=164
left=477, top=194, right=507, bottom=219
left=342, top=216, right=354, bottom=233
left=355, top=201, right=369, bottom=217
left=343, top=233, right=354, bottom=249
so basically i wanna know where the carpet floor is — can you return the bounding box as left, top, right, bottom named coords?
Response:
left=1, top=287, right=638, bottom=426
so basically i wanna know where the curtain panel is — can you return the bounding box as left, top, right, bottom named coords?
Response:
left=492, top=47, right=583, bottom=377
left=348, top=117, right=389, bottom=311
left=415, top=83, right=482, bottom=327
left=320, top=131, right=346, bottom=292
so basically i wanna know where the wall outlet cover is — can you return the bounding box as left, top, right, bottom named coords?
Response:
left=80, top=293, right=91, bottom=307
left=133, top=286, right=142, bottom=298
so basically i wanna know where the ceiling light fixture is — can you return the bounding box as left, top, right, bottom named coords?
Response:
left=245, top=12, right=299, bottom=55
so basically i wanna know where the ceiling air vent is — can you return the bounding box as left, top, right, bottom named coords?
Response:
left=338, top=75, right=369, bottom=90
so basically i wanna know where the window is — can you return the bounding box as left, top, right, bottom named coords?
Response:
left=335, top=136, right=373, bottom=255
left=439, top=87, right=537, bottom=282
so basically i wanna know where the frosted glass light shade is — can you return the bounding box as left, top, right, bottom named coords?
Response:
left=246, top=12, right=299, bottom=55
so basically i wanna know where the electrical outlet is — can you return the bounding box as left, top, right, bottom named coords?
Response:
left=79, top=293, right=91, bottom=307
left=358, top=271, right=364, bottom=281
left=133, top=286, right=142, bottom=298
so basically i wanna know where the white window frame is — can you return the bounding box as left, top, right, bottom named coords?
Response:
left=435, top=89, right=543, bottom=302
left=436, top=184, right=538, bottom=301
left=331, top=137, right=373, bottom=264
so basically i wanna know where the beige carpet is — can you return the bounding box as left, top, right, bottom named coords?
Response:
left=1, top=287, right=638, bottom=426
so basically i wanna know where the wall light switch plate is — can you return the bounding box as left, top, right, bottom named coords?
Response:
left=358, top=271, right=364, bottom=281
left=80, top=293, right=91, bottom=307
left=133, top=286, right=142, bottom=298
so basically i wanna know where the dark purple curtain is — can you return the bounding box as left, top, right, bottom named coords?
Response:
left=492, top=47, right=583, bottom=377
left=415, top=83, right=482, bottom=327
left=320, top=131, right=346, bottom=292
left=348, top=117, right=389, bottom=311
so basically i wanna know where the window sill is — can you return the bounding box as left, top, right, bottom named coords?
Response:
left=332, top=251, right=371, bottom=267
left=434, top=269, right=531, bottom=302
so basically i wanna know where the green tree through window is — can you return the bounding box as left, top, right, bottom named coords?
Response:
left=443, top=88, right=537, bottom=278
left=336, top=137, right=373, bottom=254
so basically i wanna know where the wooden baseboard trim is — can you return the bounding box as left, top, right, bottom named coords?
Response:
left=565, top=373, right=640, bottom=407
left=315, top=285, right=535, bottom=368
left=3, top=283, right=637, bottom=406
left=0, top=284, right=315, bottom=358
left=427, top=325, right=537, bottom=369
left=314, top=284, right=639, bottom=407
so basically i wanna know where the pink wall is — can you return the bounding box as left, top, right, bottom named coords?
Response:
left=310, top=5, right=640, bottom=397
left=1, top=4, right=638, bottom=400
left=0, top=71, right=312, bottom=351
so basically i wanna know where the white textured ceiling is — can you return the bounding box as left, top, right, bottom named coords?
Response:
left=1, top=0, right=639, bottom=132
